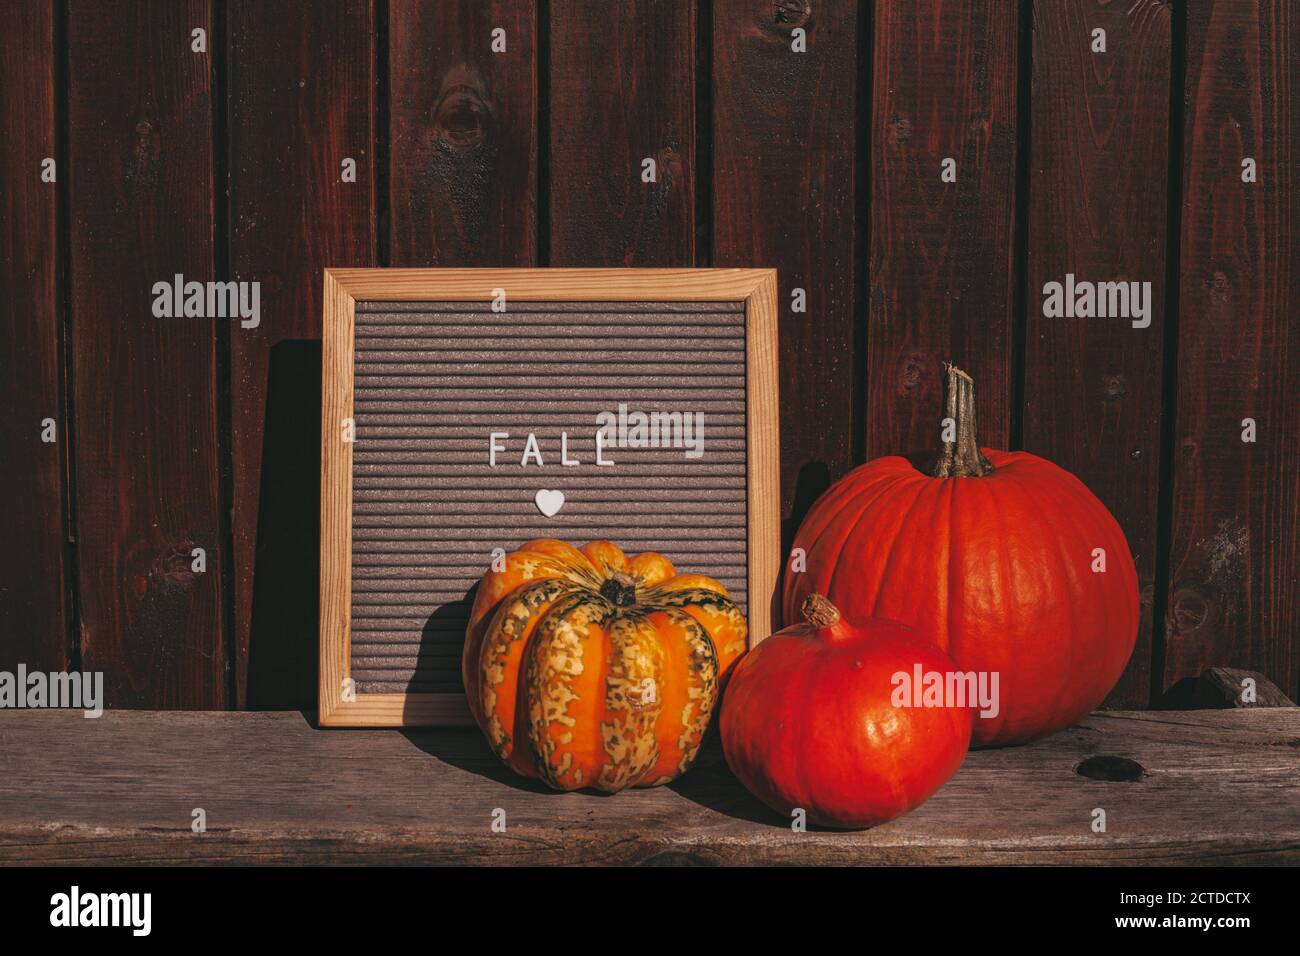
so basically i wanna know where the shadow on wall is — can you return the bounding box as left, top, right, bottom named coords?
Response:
left=247, top=340, right=321, bottom=712
left=414, top=585, right=477, bottom=695
left=774, top=460, right=832, bottom=627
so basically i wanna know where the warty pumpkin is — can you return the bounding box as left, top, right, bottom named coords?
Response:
left=784, top=365, right=1139, bottom=746
left=463, top=538, right=748, bottom=792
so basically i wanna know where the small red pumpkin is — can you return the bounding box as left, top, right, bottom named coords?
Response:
left=784, top=365, right=1139, bottom=746
left=721, top=594, right=972, bottom=829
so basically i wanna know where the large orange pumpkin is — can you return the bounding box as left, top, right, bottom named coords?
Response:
left=784, top=366, right=1139, bottom=746
left=463, top=539, right=747, bottom=792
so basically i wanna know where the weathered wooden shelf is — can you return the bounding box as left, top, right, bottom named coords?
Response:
left=1, top=709, right=1297, bottom=865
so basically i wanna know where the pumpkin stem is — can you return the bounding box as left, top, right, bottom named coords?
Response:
left=931, top=363, right=995, bottom=478
left=600, top=572, right=638, bottom=607
left=801, top=593, right=841, bottom=629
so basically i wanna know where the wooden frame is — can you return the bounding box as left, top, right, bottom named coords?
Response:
left=319, top=268, right=780, bottom=727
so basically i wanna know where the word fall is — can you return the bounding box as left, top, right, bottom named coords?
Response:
left=488, top=431, right=614, bottom=467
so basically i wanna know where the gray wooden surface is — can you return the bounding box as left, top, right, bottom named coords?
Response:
left=1, top=709, right=1296, bottom=865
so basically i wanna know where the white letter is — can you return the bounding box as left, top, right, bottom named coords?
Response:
left=595, top=431, right=615, bottom=466
left=521, top=432, right=543, bottom=467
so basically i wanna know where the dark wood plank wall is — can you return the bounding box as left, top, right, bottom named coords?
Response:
left=68, top=0, right=226, bottom=708
left=0, top=3, right=69, bottom=674
left=228, top=0, right=377, bottom=709
left=388, top=0, right=537, bottom=267
left=548, top=0, right=696, bottom=266
left=713, top=0, right=859, bottom=542
left=1, top=1, right=1296, bottom=707
left=867, top=0, right=1019, bottom=463
left=1167, top=1, right=1298, bottom=700
left=1024, top=0, right=1171, bottom=707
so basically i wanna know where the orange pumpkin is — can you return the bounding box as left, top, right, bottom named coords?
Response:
left=784, top=366, right=1139, bottom=745
left=463, top=539, right=748, bottom=792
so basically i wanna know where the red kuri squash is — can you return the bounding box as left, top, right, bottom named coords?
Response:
left=721, top=594, right=972, bottom=828
left=784, top=365, right=1139, bottom=746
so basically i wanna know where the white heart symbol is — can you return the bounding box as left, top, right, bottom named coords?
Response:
left=535, top=489, right=565, bottom=518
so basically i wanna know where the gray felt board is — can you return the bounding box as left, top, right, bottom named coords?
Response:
left=348, top=299, right=749, bottom=694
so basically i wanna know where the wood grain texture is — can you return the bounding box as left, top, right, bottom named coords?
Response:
left=548, top=0, right=694, bottom=266
left=1, top=708, right=1296, bottom=864
left=0, top=1, right=69, bottom=672
left=1167, top=1, right=1299, bottom=700
left=68, top=0, right=225, bottom=706
left=228, top=0, right=377, bottom=710
left=389, top=0, right=537, bottom=266
left=1024, top=0, right=1172, bottom=708
left=867, top=0, right=1019, bottom=460
left=712, top=0, right=858, bottom=549
left=319, top=268, right=779, bottom=726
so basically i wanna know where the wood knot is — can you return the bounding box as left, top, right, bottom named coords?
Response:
left=1209, top=270, right=1231, bottom=303
left=899, top=357, right=923, bottom=390
left=1102, top=374, right=1127, bottom=402
left=1172, top=590, right=1210, bottom=632
left=1075, top=755, right=1146, bottom=782
left=772, top=0, right=811, bottom=29
left=432, top=69, right=492, bottom=149
left=887, top=115, right=913, bottom=146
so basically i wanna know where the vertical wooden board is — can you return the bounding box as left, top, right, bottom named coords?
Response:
left=389, top=0, right=537, bottom=266
left=1023, top=0, right=1171, bottom=708
left=0, top=1, right=69, bottom=672
left=228, top=1, right=376, bottom=709
left=1168, top=2, right=1299, bottom=699
left=867, top=1, right=1018, bottom=460
left=713, top=1, right=858, bottom=541
left=68, top=1, right=224, bottom=706
left=549, top=0, right=694, bottom=265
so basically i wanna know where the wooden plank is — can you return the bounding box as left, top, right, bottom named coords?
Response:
left=867, top=1, right=1019, bottom=462
left=67, top=1, right=224, bottom=706
left=548, top=0, right=694, bottom=265
left=0, top=708, right=1295, bottom=864
left=712, top=0, right=859, bottom=539
left=228, top=0, right=377, bottom=709
left=1167, top=2, right=1299, bottom=700
left=388, top=0, right=537, bottom=266
left=0, top=2, right=69, bottom=671
left=1024, top=0, right=1172, bottom=708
